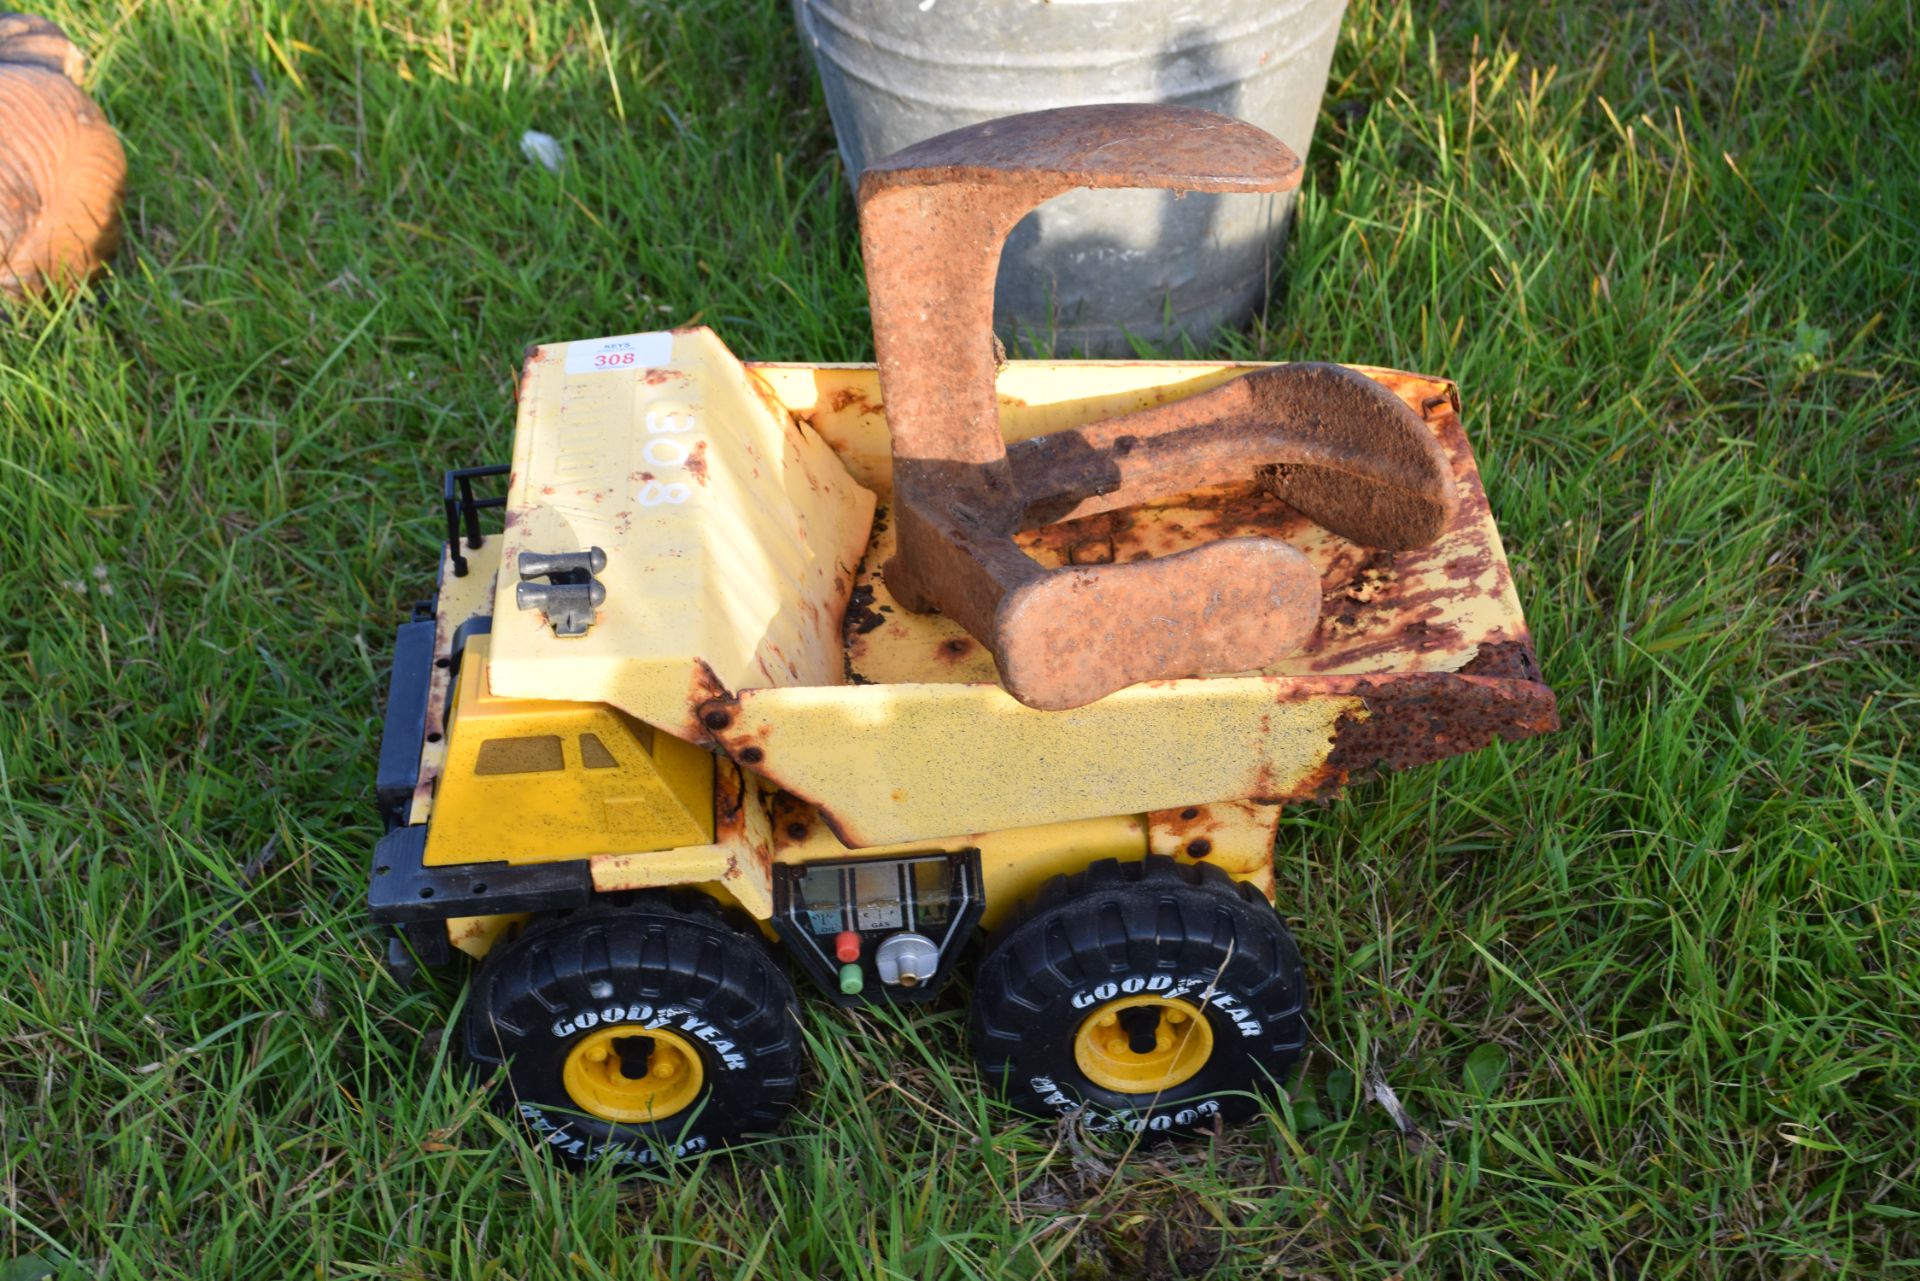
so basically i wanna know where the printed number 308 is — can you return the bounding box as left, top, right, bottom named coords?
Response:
left=640, top=409, right=697, bottom=506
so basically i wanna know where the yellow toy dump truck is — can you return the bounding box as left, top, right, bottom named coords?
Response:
left=369, top=106, right=1556, bottom=1170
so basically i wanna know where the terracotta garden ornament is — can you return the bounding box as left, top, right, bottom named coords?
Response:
left=0, top=12, right=126, bottom=298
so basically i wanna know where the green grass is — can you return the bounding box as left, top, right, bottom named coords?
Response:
left=2, top=0, right=1915, bottom=1275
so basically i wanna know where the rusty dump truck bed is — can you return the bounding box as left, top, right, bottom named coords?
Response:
left=743, top=357, right=1555, bottom=846
left=464, top=328, right=1556, bottom=854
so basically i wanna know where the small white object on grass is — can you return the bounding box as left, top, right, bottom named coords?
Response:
left=1367, top=1067, right=1415, bottom=1133
left=520, top=130, right=564, bottom=173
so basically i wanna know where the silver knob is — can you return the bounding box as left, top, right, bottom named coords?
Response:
left=874, top=932, right=940, bottom=987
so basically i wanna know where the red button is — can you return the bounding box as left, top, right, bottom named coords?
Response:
left=834, top=930, right=861, bottom=963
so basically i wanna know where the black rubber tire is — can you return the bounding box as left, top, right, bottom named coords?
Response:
left=463, top=897, right=802, bottom=1171
left=969, top=855, right=1307, bottom=1137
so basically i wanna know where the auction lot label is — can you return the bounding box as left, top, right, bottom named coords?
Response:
left=566, top=331, right=673, bottom=375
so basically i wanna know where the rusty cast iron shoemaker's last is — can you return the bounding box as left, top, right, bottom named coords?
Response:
left=858, top=104, right=1456, bottom=711
left=0, top=12, right=125, bottom=298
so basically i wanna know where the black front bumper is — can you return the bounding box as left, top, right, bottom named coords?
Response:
left=370, top=825, right=595, bottom=926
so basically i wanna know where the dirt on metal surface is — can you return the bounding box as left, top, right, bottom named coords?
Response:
left=858, top=104, right=1455, bottom=711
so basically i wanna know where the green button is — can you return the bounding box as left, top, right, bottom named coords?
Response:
left=838, top=962, right=864, bottom=995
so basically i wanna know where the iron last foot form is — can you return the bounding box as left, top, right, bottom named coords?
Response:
left=0, top=13, right=125, bottom=297
left=368, top=107, right=1556, bottom=1170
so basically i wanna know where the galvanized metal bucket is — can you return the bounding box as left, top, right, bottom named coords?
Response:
left=792, top=0, right=1348, bottom=356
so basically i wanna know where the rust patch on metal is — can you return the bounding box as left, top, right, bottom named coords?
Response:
left=858, top=104, right=1457, bottom=712
left=698, top=695, right=787, bottom=806
left=743, top=775, right=778, bottom=881
left=1151, top=804, right=1225, bottom=841
left=1067, top=537, right=1115, bottom=565
left=1146, top=800, right=1279, bottom=883
left=745, top=367, right=797, bottom=424
left=704, top=718, right=869, bottom=850
left=767, top=790, right=819, bottom=852
left=789, top=793, right=863, bottom=851
left=828, top=386, right=878, bottom=415
left=449, top=918, right=494, bottom=948
left=936, top=636, right=974, bottom=663
left=1320, top=672, right=1558, bottom=796
left=706, top=762, right=775, bottom=884
left=713, top=758, right=747, bottom=830
left=1459, top=639, right=1545, bottom=682
left=688, top=661, right=735, bottom=744
left=683, top=440, right=708, bottom=485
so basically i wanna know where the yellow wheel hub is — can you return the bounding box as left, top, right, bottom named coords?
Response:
left=561, top=1025, right=705, bottom=1123
left=1073, top=995, right=1213, bottom=1094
